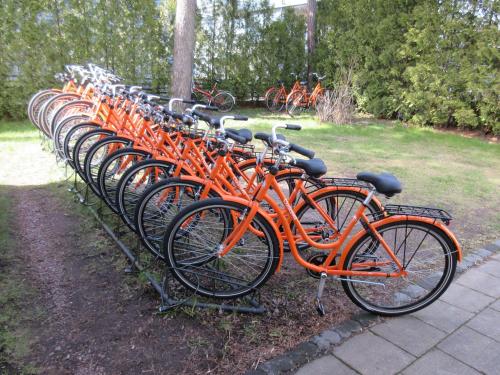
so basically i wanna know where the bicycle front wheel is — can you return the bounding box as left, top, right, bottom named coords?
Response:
left=163, top=198, right=279, bottom=299
left=135, top=178, right=221, bottom=258
left=341, top=220, right=457, bottom=316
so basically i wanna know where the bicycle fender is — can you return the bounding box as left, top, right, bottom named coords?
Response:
left=339, top=215, right=462, bottom=267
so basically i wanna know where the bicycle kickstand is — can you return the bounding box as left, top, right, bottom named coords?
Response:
left=315, top=272, right=327, bottom=316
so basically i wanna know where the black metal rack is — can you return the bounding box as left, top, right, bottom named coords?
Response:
left=68, top=173, right=266, bottom=315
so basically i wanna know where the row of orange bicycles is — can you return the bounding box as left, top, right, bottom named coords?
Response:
left=264, top=72, right=326, bottom=116
left=28, top=64, right=461, bottom=316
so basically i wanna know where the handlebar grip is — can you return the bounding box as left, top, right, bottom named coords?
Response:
left=182, top=99, right=196, bottom=104
left=254, top=132, right=286, bottom=146
left=254, top=132, right=268, bottom=142
left=286, top=124, right=301, bottom=130
left=289, top=143, right=315, bottom=159
left=232, top=115, right=248, bottom=121
left=192, top=109, right=212, bottom=122
left=204, top=105, right=219, bottom=111
left=159, top=95, right=170, bottom=101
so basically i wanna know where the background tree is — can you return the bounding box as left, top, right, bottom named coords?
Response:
left=171, top=0, right=197, bottom=100
left=0, top=0, right=498, bottom=133
left=306, top=0, right=317, bottom=88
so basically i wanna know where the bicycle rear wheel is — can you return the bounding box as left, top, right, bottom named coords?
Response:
left=292, top=189, right=381, bottom=251
left=210, top=91, right=235, bottom=112
left=164, top=198, right=279, bottom=299
left=271, top=90, right=286, bottom=112
left=341, top=220, right=457, bottom=316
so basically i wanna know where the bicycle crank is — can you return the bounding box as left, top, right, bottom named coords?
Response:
left=306, top=253, right=336, bottom=279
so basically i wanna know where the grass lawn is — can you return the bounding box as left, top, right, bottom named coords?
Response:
left=237, top=108, right=500, bottom=253
left=1, top=112, right=499, bottom=253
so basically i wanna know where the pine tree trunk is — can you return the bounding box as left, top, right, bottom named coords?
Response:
left=306, top=0, right=317, bottom=89
left=171, top=0, right=196, bottom=100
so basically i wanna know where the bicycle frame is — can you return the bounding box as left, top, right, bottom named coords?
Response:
left=193, top=81, right=218, bottom=101
left=212, top=171, right=462, bottom=276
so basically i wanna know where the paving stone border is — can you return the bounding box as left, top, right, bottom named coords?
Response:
left=245, top=239, right=500, bottom=375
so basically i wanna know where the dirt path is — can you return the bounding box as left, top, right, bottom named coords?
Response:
left=10, top=185, right=221, bottom=375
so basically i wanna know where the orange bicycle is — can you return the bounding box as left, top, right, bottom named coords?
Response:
left=286, top=73, right=326, bottom=116
left=192, top=79, right=235, bottom=112
left=264, top=73, right=304, bottom=112
left=134, top=121, right=382, bottom=259
left=162, top=124, right=461, bottom=316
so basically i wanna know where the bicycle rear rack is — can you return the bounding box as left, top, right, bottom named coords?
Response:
left=380, top=204, right=453, bottom=225
left=68, top=172, right=265, bottom=315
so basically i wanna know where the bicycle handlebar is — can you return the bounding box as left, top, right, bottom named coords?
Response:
left=270, top=124, right=315, bottom=159
left=219, top=115, right=248, bottom=131
left=289, top=143, right=315, bottom=159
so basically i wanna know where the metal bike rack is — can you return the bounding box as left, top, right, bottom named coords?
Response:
left=68, top=172, right=266, bottom=315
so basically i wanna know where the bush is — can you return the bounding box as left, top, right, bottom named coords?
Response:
left=316, top=65, right=355, bottom=124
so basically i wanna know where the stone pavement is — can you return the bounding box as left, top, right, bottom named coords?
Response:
left=294, top=251, right=500, bottom=375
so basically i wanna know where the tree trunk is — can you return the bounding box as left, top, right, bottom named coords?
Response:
left=306, top=0, right=317, bottom=89
left=171, top=0, right=196, bottom=100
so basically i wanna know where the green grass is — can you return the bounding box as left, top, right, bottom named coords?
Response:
left=0, top=121, right=64, bottom=186
left=233, top=109, right=500, bottom=250
left=1, top=112, right=499, bottom=252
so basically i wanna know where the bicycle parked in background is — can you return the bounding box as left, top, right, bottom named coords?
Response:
left=264, top=73, right=304, bottom=112
left=286, top=73, right=326, bottom=116
left=191, top=79, right=235, bottom=112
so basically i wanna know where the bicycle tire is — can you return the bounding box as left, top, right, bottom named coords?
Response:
left=53, top=114, right=91, bottom=161
left=63, top=122, right=100, bottom=168
left=286, top=91, right=307, bottom=117
left=28, top=89, right=59, bottom=130
left=265, top=87, right=278, bottom=111
left=163, top=198, right=280, bottom=299
left=72, top=128, right=115, bottom=181
left=83, top=136, right=132, bottom=197
left=50, top=99, right=94, bottom=137
left=341, top=220, right=457, bottom=316
left=97, top=148, right=152, bottom=213
left=38, top=92, right=80, bottom=138
left=134, top=178, right=222, bottom=258
left=210, top=91, right=235, bottom=112
left=115, top=159, right=184, bottom=230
